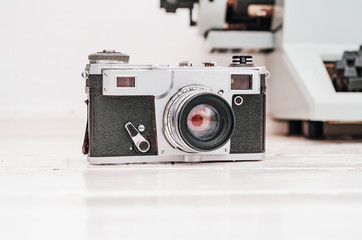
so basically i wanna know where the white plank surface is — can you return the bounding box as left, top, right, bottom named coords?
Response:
left=0, top=118, right=362, bottom=240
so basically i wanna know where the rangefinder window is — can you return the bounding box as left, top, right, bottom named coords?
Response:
left=117, top=77, right=135, bottom=88
left=231, top=74, right=252, bottom=90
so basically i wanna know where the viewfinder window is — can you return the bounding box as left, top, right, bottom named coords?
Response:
left=231, top=74, right=252, bottom=90
left=117, top=77, right=135, bottom=87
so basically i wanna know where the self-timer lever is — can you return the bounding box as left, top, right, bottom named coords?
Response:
left=125, top=122, right=150, bottom=153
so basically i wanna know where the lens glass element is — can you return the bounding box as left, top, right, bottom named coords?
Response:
left=186, top=104, right=221, bottom=141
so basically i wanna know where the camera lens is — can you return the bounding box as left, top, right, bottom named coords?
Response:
left=187, top=104, right=221, bottom=141
left=163, top=85, right=235, bottom=153
left=179, top=93, right=234, bottom=151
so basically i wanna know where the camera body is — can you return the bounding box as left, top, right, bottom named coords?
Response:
left=82, top=51, right=268, bottom=164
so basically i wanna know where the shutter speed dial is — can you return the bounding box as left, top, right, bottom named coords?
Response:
left=125, top=122, right=150, bottom=153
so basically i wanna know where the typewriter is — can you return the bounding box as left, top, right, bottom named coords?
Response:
left=161, top=0, right=362, bottom=139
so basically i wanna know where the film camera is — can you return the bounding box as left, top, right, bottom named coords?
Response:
left=82, top=51, right=269, bottom=164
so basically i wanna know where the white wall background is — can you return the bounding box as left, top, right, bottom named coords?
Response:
left=0, top=0, right=266, bottom=118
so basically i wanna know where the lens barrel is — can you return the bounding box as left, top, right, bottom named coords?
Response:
left=163, top=85, right=235, bottom=153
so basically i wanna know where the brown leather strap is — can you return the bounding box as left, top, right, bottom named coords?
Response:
left=82, top=100, right=89, bottom=155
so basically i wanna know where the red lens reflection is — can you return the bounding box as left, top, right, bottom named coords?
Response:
left=187, top=104, right=220, bottom=141
left=191, top=115, right=203, bottom=127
